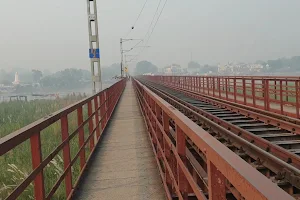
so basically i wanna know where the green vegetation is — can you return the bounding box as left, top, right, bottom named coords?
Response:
left=258, top=56, right=300, bottom=73
left=40, top=69, right=91, bottom=90
left=188, top=61, right=218, bottom=74
left=0, top=66, right=121, bottom=89
left=135, top=60, right=158, bottom=75
left=0, top=95, right=88, bottom=200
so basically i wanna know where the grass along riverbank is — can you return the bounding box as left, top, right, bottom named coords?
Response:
left=0, top=94, right=88, bottom=199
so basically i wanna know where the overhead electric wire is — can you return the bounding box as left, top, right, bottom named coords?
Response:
left=124, top=0, right=149, bottom=38
left=145, top=0, right=168, bottom=45
left=143, top=0, right=163, bottom=41
left=128, top=0, right=163, bottom=61
left=129, top=0, right=168, bottom=62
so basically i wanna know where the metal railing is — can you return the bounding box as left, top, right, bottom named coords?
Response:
left=133, top=78, right=293, bottom=200
left=147, top=75, right=300, bottom=118
left=0, top=79, right=126, bottom=200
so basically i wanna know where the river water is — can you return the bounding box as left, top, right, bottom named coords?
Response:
left=0, top=83, right=114, bottom=103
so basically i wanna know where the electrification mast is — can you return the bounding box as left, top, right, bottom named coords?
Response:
left=87, top=0, right=102, bottom=93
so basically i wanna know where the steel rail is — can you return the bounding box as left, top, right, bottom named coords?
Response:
left=141, top=78, right=300, bottom=166
left=150, top=75, right=300, bottom=118
left=161, top=80, right=300, bottom=125
left=169, top=83, right=300, bottom=126
left=137, top=78, right=300, bottom=197
left=133, top=78, right=293, bottom=200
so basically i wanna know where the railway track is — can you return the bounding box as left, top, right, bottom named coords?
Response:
left=137, top=78, right=300, bottom=199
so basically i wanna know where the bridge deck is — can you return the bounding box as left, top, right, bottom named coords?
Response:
left=74, top=82, right=166, bottom=200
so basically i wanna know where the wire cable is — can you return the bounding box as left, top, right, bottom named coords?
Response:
left=128, top=0, right=162, bottom=62
left=145, top=0, right=168, bottom=45
left=143, top=0, right=162, bottom=41
left=130, top=0, right=168, bottom=62
left=124, top=0, right=149, bottom=38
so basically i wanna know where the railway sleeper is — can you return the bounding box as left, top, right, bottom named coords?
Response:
left=139, top=79, right=300, bottom=196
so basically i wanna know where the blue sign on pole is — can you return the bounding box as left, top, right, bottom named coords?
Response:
left=89, top=49, right=100, bottom=58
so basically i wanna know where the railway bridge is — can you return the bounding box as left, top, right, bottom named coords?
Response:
left=1, top=75, right=300, bottom=200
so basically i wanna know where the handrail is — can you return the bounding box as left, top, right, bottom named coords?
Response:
left=133, top=78, right=293, bottom=200
left=144, top=75, right=300, bottom=118
left=0, top=79, right=126, bottom=200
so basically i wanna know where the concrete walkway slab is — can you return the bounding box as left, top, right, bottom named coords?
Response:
left=74, top=82, right=166, bottom=200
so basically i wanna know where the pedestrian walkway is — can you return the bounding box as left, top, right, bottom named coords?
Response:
left=74, top=82, right=166, bottom=200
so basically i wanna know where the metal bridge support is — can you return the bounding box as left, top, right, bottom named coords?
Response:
left=87, top=0, right=102, bottom=93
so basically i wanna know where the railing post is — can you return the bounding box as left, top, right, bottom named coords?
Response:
left=197, top=77, right=199, bottom=93
left=212, top=77, right=215, bottom=97
left=274, top=80, right=277, bottom=100
left=207, top=77, right=210, bottom=96
left=280, top=80, right=284, bottom=114
left=77, top=107, right=86, bottom=169
left=194, top=76, right=197, bottom=92
left=192, top=77, right=194, bottom=91
left=243, top=78, right=246, bottom=105
left=87, top=101, right=94, bottom=150
left=234, top=78, right=237, bottom=102
left=102, top=91, right=107, bottom=130
left=264, top=79, right=270, bottom=111
left=155, top=104, right=163, bottom=159
left=285, top=80, right=288, bottom=102
left=208, top=160, right=226, bottom=200
left=176, top=125, right=188, bottom=199
left=94, top=96, right=100, bottom=139
left=30, top=132, right=45, bottom=200
left=225, top=78, right=228, bottom=100
left=296, top=80, right=300, bottom=118
left=251, top=79, right=256, bottom=107
left=61, top=115, right=72, bottom=196
left=162, top=111, right=172, bottom=193
left=218, top=77, right=221, bottom=98
left=202, top=77, right=205, bottom=94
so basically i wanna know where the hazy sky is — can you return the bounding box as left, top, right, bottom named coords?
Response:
left=0, top=0, right=300, bottom=72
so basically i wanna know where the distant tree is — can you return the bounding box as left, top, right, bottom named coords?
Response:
left=288, top=56, right=300, bottom=71
left=267, top=59, right=283, bottom=70
left=32, top=69, right=43, bottom=83
left=255, top=60, right=267, bottom=66
left=200, top=64, right=218, bottom=74
left=0, top=69, right=7, bottom=81
left=135, top=61, right=158, bottom=75
left=188, top=61, right=201, bottom=69
left=0, top=79, right=12, bottom=85
left=102, top=63, right=121, bottom=80
left=42, top=69, right=52, bottom=77
left=40, top=68, right=91, bottom=89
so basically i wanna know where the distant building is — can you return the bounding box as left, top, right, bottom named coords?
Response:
left=12, top=72, right=20, bottom=85
left=218, top=62, right=264, bottom=75
left=164, top=64, right=183, bottom=75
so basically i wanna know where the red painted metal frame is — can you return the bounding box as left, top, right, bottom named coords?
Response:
left=147, top=75, right=300, bottom=118
left=133, top=78, right=293, bottom=200
left=0, top=79, right=126, bottom=200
